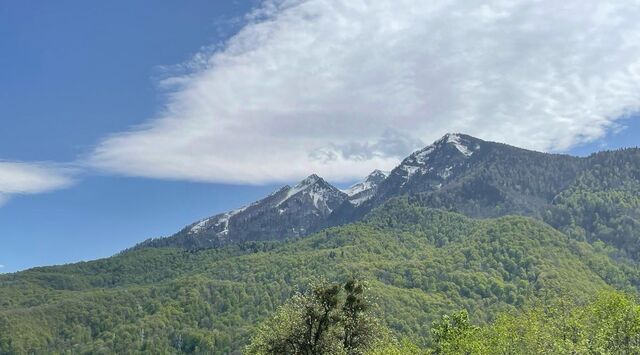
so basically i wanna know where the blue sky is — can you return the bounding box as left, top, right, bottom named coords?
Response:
left=0, top=1, right=270, bottom=272
left=1, top=1, right=639, bottom=273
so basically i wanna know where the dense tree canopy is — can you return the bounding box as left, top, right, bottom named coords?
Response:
left=429, top=291, right=640, bottom=354
left=2, top=199, right=639, bottom=353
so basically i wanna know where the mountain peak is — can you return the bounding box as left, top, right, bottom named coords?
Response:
left=283, top=174, right=334, bottom=199
left=390, top=133, right=483, bottom=184
left=366, top=169, right=390, bottom=182
left=440, top=133, right=478, bottom=157
left=343, top=170, right=390, bottom=205
left=410, top=133, right=481, bottom=164
left=277, top=174, right=345, bottom=209
left=296, top=173, right=323, bottom=188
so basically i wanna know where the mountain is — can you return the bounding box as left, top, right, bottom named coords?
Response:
left=2, top=200, right=637, bottom=353
left=342, top=169, right=389, bottom=206
left=332, top=133, right=582, bottom=223
left=139, top=174, right=347, bottom=249
left=141, top=133, right=639, bottom=257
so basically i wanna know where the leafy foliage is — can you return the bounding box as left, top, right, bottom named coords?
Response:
left=427, top=291, right=640, bottom=354
left=246, top=279, right=387, bottom=355
left=429, top=310, right=477, bottom=354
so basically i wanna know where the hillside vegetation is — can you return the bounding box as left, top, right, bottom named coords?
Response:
left=373, top=291, right=640, bottom=354
left=2, top=199, right=638, bottom=354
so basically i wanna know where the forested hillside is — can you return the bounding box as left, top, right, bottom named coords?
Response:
left=373, top=291, right=640, bottom=354
left=2, top=139, right=639, bottom=354
left=2, top=199, right=639, bottom=354
left=544, top=148, right=640, bottom=259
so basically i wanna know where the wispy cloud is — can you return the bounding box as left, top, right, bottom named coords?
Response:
left=90, top=0, right=640, bottom=184
left=0, top=162, right=77, bottom=205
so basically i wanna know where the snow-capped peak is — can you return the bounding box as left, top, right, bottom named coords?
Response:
left=443, top=133, right=475, bottom=157
left=366, top=169, right=390, bottom=182
left=407, top=133, right=479, bottom=164
left=276, top=174, right=346, bottom=213
left=343, top=170, right=390, bottom=197
left=182, top=174, right=347, bottom=246
left=298, top=173, right=322, bottom=186
left=278, top=174, right=323, bottom=205
left=393, top=133, right=482, bottom=183
left=343, top=170, right=390, bottom=206
left=343, top=181, right=371, bottom=197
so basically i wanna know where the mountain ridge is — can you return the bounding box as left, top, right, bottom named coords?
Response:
left=138, top=133, right=640, bottom=251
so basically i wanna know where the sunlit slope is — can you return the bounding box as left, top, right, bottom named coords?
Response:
left=1, top=199, right=636, bottom=353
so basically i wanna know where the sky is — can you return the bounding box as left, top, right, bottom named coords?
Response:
left=1, top=0, right=639, bottom=273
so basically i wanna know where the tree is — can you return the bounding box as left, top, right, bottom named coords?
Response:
left=246, top=279, right=388, bottom=355
left=430, top=310, right=477, bottom=354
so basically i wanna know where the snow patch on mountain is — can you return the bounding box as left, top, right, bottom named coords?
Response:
left=187, top=173, right=347, bottom=242
left=343, top=180, right=374, bottom=197
left=349, top=194, right=373, bottom=206
left=277, top=174, right=321, bottom=207
left=393, top=133, right=483, bottom=186
left=189, top=218, right=210, bottom=234
left=309, top=190, right=325, bottom=210
left=272, top=174, right=348, bottom=214
left=404, top=165, right=423, bottom=178
left=343, top=170, right=389, bottom=197
left=445, top=133, right=475, bottom=157
left=214, top=206, right=247, bottom=236
left=439, top=166, right=454, bottom=179
left=413, top=146, right=436, bottom=164
left=189, top=205, right=248, bottom=235
left=344, top=170, right=390, bottom=206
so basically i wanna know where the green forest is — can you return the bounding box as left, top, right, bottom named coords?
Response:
left=2, top=195, right=640, bottom=354
left=247, top=279, right=640, bottom=354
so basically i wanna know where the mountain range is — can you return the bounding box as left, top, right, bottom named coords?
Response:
left=139, top=133, right=640, bottom=258
left=1, top=133, right=639, bottom=354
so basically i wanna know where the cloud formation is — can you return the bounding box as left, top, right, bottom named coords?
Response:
left=0, top=162, right=76, bottom=206
left=91, top=0, right=640, bottom=184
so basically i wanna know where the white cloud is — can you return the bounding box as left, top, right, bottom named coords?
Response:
left=90, top=0, right=640, bottom=184
left=0, top=162, right=76, bottom=205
